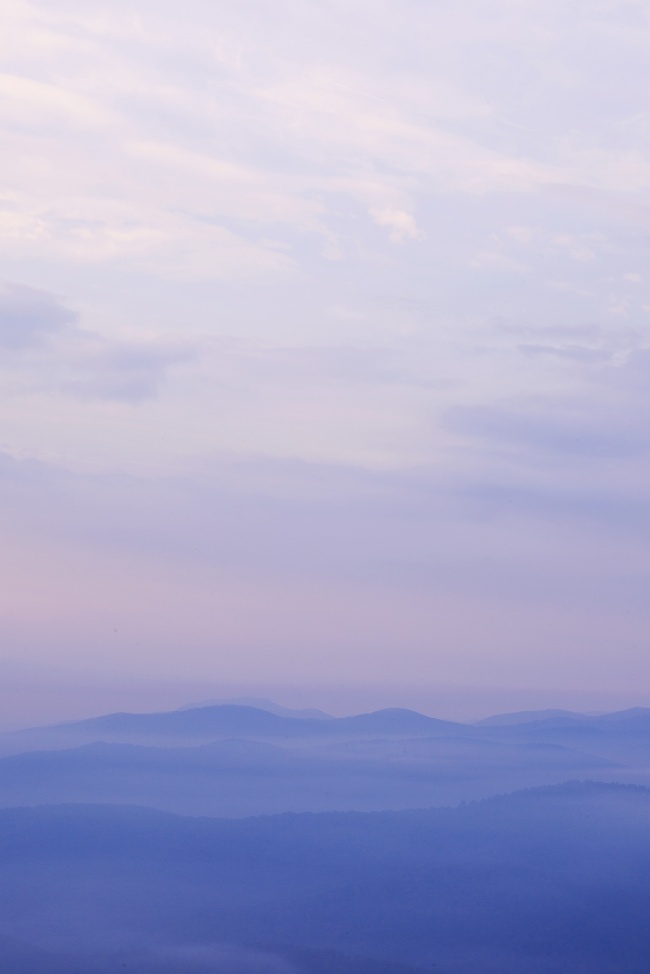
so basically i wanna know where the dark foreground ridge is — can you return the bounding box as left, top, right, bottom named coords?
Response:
left=0, top=781, right=648, bottom=974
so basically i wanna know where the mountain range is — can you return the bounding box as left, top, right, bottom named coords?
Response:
left=0, top=782, right=648, bottom=973
left=0, top=701, right=648, bottom=815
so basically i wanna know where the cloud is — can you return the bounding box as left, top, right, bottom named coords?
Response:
left=62, top=337, right=197, bottom=403
left=445, top=397, right=650, bottom=460
left=0, top=282, right=77, bottom=348
left=370, top=206, right=422, bottom=242
left=0, top=283, right=197, bottom=402
left=442, top=334, right=650, bottom=468
left=0, top=195, right=295, bottom=279
left=5, top=0, right=640, bottom=281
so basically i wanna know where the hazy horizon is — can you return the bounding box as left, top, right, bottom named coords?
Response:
left=0, top=674, right=647, bottom=733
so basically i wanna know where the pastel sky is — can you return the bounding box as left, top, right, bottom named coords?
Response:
left=2, top=0, right=650, bottom=725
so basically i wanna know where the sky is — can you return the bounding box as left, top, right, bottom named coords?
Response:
left=2, top=0, right=650, bottom=727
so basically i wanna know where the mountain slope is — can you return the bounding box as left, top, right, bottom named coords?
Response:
left=0, top=705, right=466, bottom=755
left=0, top=783, right=648, bottom=973
left=0, top=736, right=618, bottom=815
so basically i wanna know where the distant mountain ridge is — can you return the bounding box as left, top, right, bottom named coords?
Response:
left=177, top=697, right=333, bottom=720
left=476, top=708, right=595, bottom=726
left=476, top=706, right=650, bottom=727
left=0, top=705, right=465, bottom=755
left=4, top=701, right=650, bottom=751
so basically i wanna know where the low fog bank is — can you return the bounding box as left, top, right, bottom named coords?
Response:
left=0, top=782, right=648, bottom=974
left=0, top=939, right=298, bottom=974
left=0, top=735, right=627, bottom=816
left=0, top=938, right=431, bottom=974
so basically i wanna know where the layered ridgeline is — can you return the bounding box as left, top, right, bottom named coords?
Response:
left=0, top=783, right=648, bottom=974
left=0, top=701, right=648, bottom=814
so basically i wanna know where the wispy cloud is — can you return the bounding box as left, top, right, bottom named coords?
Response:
left=0, top=282, right=76, bottom=348
left=0, top=283, right=196, bottom=401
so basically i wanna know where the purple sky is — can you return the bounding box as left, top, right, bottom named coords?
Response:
left=1, top=0, right=650, bottom=727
